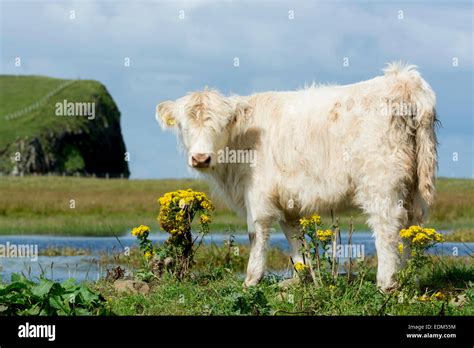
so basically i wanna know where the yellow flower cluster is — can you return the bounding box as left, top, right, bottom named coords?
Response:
left=158, top=189, right=214, bottom=236
left=131, top=225, right=150, bottom=238
left=130, top=225, right=154, bottom=260
left=299, top=214, right=322, bottom=228
left=316, top=229, right=333, bottom=242
left=200, top=214, right=212, bottom=224
left=400, top=225, right=444, bottom=247
left=144, top=251, right=154, bottom=259
left=201, top=201, right=212, bottom=210
left=294, top=262, right=308, bottom=272
left=418, top=291, right=445, bottom=302
left=418, top=294, right=430, bottom=302
left=159, top=189, right=214, bottom=210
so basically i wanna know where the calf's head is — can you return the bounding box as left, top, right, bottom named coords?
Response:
left=156, top=89, right=249, bottom=169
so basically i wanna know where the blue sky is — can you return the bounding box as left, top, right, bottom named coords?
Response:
left=1, top=0, right=472, bottom=179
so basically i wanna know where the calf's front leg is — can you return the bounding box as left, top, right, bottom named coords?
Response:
left=244, top=220, right=270, bottom=287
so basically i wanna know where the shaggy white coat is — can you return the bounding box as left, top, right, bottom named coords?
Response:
left=156, top=63, right=437, bottom=291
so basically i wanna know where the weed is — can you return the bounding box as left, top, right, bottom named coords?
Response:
left=0, top=273, right=111, bottom=315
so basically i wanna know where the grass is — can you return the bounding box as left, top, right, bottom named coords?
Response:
left=0, top=76, right=66, bottom=117
left=0, top=75, right=109, bottom=150
left=444, top=228, right=474, bottom=242
left=0, top=176, right=473, bottom=237
left=97, top=274, right=472, bottom=316
left=1, top=239, right=472, bottom=316
left=429, top=178, right=474, bottom=232
left=0, top=176, right=246, bottom=235
left=92, top=249, right=473, bottom=316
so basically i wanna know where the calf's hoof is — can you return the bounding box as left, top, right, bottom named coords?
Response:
left=377, top=278, right=400, bottom=294
left=243, top=275, right=261, bottom=288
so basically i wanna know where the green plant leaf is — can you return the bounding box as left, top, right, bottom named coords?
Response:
left=32, top=279, right=54, bottom=297
left=0, top=273, right=109, bottom=316
left=0, top=281, right=28, bottom=295
left=61, top=278, right=77, bottom=291
left=78, top=287, right=98, bottom=305
left=49, top=295, right=68, bottom=315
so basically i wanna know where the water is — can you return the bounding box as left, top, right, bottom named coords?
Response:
left=0, top=233, right=472, bottom=282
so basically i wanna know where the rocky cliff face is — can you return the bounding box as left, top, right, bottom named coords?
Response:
left=0, top=76, right=130, bottom=178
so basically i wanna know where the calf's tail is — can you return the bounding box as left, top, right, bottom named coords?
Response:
left=385, top=63, right=438, bottom=206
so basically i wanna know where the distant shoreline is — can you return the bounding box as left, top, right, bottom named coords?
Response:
left=0, top=176, right=472, bottom=240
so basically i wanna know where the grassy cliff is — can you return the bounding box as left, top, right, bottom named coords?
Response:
left=0, top=75, right=129, bottom=177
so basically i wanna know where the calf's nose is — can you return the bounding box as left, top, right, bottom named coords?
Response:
left=191, top=154, right=211, bottom=168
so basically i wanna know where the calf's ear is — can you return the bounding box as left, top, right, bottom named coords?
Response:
left=156, top=101, right=176, bottom=129
left=232, top=99, right=252, bottom=124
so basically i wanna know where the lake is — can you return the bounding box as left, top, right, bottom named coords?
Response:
left=0, top=232, right=472, bottom=282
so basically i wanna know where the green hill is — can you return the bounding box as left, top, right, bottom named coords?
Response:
left=0, top=75, right=129, bottom=177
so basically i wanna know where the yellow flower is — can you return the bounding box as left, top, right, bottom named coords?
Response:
left=294, top=262, right=307, bottom=272
left=201, top=201, right=211, bottom=210
left=400, top=225, right=421, bottom=239
left=412, top=233, right=431, bottom=245
left=399, top=226, right=444, bottom=248
left=423, top=228, right=435, bottom=235
left=157, top=189, right=214, bottom=235
left=299, top=218, right=309, bottom=227
left=299, top=214, right=322, bottom=228
left=398, top=243, right=404, bottom=254
left=200, top=214, right=211, bottom=224
left=418, top=294, right=430, bottom=302
left=310, top=215, right=321, bottom=225
left=432, top=291, right=445, bottom=301
left=131, top=225, right=150, bottom=237
left=316, top=229, right=333, bottom=242
left=399, top=229, right=412, bottom=239
left=144, top=251, right=153, bottom=259
left=432, top=231, right=444, bottom=243
left=176, top=210, right=186, bottom=221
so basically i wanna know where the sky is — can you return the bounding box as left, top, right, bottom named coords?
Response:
left=1, top=0, right=472, bottom=179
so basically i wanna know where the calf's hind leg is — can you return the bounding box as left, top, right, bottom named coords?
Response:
left=356, top=187, right=408, bottom=291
